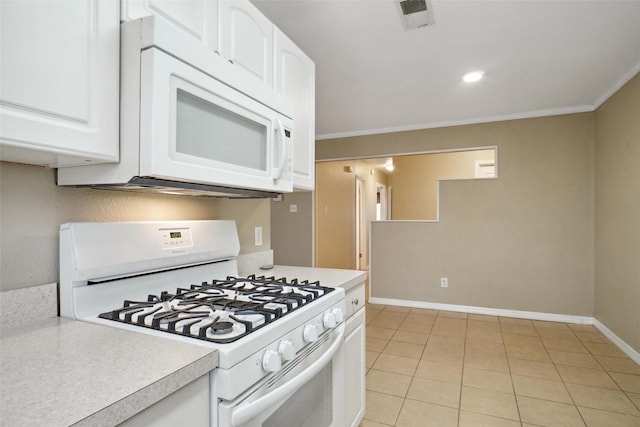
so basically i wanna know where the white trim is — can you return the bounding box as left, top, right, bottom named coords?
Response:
left=316, top=105, right=593, bottom=140
left=316, top=145, right=499, bottom=163
left=593, top=61, right=640, bottom=109
left=368, top=297, right=592, bottom=324
left=592, top=319, right=640, bottom=366
left=367, top=297, right=640, bottom=365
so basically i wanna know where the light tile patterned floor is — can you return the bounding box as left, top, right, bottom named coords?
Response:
left=360, top=304, right=640, bottom=427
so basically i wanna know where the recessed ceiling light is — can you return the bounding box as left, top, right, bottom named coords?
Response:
left=463, top=71, right=484, bottom=83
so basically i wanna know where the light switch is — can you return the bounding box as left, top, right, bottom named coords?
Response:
left=289, top=204, right=297, bottom=213
left=254, top=227, right=263, bottom=246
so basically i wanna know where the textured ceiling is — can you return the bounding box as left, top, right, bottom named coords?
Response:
left=252, top=0, right=640, bottom=139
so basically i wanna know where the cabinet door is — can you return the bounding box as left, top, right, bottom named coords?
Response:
left=274, top=28, right=316, bottom=190
left=344, top=308, right=366, bottom=427
left=120, top=375, right=210, bottom=427
left=121, top=0, right=219, bottom=54
left=0, top=0, right=119, bottom=167
left=219, top=0, right=273, bottom=87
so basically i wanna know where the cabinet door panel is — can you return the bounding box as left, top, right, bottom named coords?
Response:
left=274, top=29, right=315, bottom=190
left=0, top=0, right=119, bottom=166
left=219, top=0, right=273, bottom=86
left=1, top=2, right=89, bottom=119
left=344, top=308, right=365, bottom=427
left=121, top=0, right=219, bottom=52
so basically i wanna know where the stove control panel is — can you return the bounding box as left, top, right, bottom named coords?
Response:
left=159, top=227, right=193, bottom=249
left=215, top=296, right=347, bottom=399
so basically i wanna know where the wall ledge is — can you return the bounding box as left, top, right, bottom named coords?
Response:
left=368, top=297, right=640, bottom=365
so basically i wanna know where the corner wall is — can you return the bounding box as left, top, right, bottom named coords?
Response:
left=594, top=72, right=640, bottom=352
left=320, top=113, right=596, bottom=316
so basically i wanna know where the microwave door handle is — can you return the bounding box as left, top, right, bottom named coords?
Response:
left=271, top=118, right=287, bottom=183
left=230, top=323, right=345, bottom=427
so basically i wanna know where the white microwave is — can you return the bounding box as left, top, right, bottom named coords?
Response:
left=58, top=16, right=294, bottom=197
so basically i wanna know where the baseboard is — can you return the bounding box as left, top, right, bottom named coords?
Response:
left=367, top=297, right=640, bottom=365
left=592, top=319, right=640, bottom=365
left=368, top=297, right=593, bottom=324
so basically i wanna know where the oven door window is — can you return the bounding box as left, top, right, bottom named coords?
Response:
left=263, top=362, right=333, bottom=427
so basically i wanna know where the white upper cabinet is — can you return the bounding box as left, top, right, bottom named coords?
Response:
left=122, top=0, right=274, bottom=89
left=219, top=0, right=273, bottom=87
left=121, top=0, right=219, bottom=53
left=0, top=0, right=119, bottom=167
left=274, top=29, right=316, bottom=190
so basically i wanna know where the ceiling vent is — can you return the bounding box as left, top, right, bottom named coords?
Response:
left=397, top=0, right=434, bottom=30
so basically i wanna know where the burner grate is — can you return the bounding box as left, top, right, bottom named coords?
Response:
left=97, top=276, right=334, bottom=344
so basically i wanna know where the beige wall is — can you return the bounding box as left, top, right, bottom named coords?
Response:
left=389, top=149, right=495, bottom=220
left=270, top=191, right=314, bottom=266
left=0, top=162, right=270, bottom=291
left=314, top=160, right=383, bottom=269
left=594, top=72, right=640, bottom=351
left=320, top=113, right=596, bottom=316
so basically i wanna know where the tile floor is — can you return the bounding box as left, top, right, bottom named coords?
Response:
left=360, top=304, right=640, bottom=427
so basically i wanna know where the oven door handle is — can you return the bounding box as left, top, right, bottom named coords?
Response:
left=231, top=323, right=345, bottom=427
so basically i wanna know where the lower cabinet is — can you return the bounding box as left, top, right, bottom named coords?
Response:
left=120, top=374, right=210, bottom=427
left=344, top=304, right=365, bottom=427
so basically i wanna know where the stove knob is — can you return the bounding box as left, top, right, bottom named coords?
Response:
left=323, top=311, right=337, bottom=328
left=331, top=307, right=344, bottom=323
left=262, top=349, right=282, bottom=372
left=278, top=340, right=296, bottom=361
left=303, top=324, right=319, bottom=343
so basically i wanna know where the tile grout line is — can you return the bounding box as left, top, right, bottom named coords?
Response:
left=363, top=305, right=640, bottom=426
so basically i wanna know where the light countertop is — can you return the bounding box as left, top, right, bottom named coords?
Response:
left=0, top=266, right=364, bottom=426
left=242, top=265, right=367, bottom=292
left=0, top=317, right=218, bottom=427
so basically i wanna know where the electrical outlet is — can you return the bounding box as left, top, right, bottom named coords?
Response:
left=440, top=277, right=448, bottom=288
left=254, top=227, right=263, bottom=247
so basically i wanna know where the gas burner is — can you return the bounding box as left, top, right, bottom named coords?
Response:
left=97, top=275, right=335, bottom=344
left=209, top=320, right=234, bottom=335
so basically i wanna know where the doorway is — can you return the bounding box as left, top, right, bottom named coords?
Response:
left=356, top=177, right=367, bottom=270
left=376, top=183, right=388, bottom=221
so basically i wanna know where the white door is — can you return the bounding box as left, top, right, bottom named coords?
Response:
left=356, top=177, right=367, bottom=270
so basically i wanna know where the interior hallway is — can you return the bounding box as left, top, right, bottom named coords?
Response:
left=360, top=304, right=640, bottom=426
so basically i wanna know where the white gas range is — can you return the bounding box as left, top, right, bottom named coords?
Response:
left=59, top=220, right=346, bottom=427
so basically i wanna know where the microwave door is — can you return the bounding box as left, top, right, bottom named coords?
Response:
left=139, top=48, right=293, bottom=193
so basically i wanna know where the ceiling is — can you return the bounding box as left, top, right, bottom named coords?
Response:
left=251, top=0, right=640, bottom=140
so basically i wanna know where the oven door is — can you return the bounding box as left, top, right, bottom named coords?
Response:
left=217, top=324, right=345, bottom=427
left=139, top=48, right=293, bottom=193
